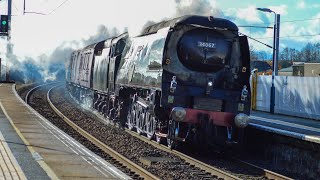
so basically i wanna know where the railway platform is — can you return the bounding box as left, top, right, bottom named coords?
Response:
left=0, top=119, right=26, bottom=180
left=250, top=110, right=320, bottom=144
left=0, top=83, right=130, bottom=180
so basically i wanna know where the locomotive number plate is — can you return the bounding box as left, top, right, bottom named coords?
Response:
left=193, top=97, right=222, bottom=111
left=198, top=41, right=216, bottom=48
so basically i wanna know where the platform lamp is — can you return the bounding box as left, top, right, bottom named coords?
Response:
left=256, top=8, right=280, bottom=114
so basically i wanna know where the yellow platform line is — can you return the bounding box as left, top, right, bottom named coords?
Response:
left=0, top=102, right=59, bottom=180
left=0, top=127, right=26, bottom=180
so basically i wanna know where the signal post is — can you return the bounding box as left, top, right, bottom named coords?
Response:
left=0, top=0, right=12, bottom=81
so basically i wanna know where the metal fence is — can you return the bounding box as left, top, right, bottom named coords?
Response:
left=253, top=75, right=320, bottom=120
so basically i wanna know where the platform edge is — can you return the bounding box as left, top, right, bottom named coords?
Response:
left=3, top=84, right=61, bottom=180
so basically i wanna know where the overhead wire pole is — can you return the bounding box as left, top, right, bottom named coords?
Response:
left=3, top=0, right=70, bottom=81
left=23, top=0, right=46, bottom=15
left=6, top=0, right=12, bottom=81
left=23, top=0, right=70, bottom=15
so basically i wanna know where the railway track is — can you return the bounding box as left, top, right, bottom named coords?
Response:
left=25, top=82, right=156, bottom=180
left=46, top=85, right=159, bottom=180
left=25, top=82, right=62, bottom=104
left=50, top=85, right=293, bottom=180
left=67, top=90, right=293, bottom=179
left=231, top=158, right=292, bottom=180
left=125, top=129, right=241, bottom=180
left=58, top=86, right=291, bottom=180
left=23, top=83, right=293, bottom=179
left=46, top=84, right=226, bottom=179
left=125, top=129, right=292, bottom=180
left=120, top=122, right=291, bottom=180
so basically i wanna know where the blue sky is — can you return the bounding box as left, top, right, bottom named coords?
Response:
left=218, top=0, right=320, bottom=19
left=216, top=0, right=320, bottom=52
left=0, top=0, right=318, bottom=82
left=0, top=0, right=319, bottom=59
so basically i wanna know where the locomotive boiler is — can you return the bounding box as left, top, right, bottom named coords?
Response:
left=66, top=15, right=251, bottom=149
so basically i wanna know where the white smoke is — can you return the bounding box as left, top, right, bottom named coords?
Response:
left=3, top=0, right=223, bottom=83
left=5, top=25, right=121, bottom=83
left=139, top=0, right=223, bottom=35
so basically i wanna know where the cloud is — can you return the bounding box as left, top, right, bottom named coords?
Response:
left=174, top=0, right=222, bottom=17
left=225, top=5, right=267, bottom=24
left=258, top=12, right=320, bottom=51
left=297, top=1, right=306, bottom=9
left=312, top=4, right=320, bottom=8
left=282, top=12, right=320, bottom=43
left=223, top=5, right=274, bottom=52
left=268, top=5, right=288, bottom=15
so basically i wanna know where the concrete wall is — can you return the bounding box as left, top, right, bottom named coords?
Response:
left=304, top=63, right=320, bottom=77
left=292, top=66, right=304, bottom=76
left=255, top=75, right=320, bottom=120
left=278, top=71, right=292, bottom=76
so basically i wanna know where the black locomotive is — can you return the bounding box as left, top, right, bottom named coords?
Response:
left=66, top=15, right=251, bottom=148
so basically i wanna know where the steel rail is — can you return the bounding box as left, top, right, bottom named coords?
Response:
left=60, top=89, right=242, bottom=179
left=126, top=126, right=293, bottom=180
left=47, top=83, right=292, bottom=180
left=125, top=129, right=241, bottom=180
left=80, top=100, right=241, bottom=179
left=47, top=84, right=159, bottom=180
left=25, top=81, right=62, bottom=104
left=231, top=157, right=293, bottom=180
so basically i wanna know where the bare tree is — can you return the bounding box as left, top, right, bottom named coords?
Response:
left=249, top=45, right=258, bottom=61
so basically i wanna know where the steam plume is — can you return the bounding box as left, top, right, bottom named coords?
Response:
left=140, top=0, right=223, bottom=35
left=5, top=25, right=120, bottom=83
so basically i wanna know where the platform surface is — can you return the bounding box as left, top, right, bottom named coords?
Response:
left=0, top=129, right=26, bottom=180
left=0, top=107, right=49, bottom=180
left=0, top=83, right=131, bottom=179
left=250, top=110, right=320, bottom=143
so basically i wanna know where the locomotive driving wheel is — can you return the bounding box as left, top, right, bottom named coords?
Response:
left=167, top=120, right=176, bottom=149
left=136, top=106, right=144, bottom=135
left=155, top=122, right=164, bottom=144
left=156, top=134, right=162, bottom=144
left=107, top=97, right=116, bottom=121
left=127, top=103, right=136, bottom=130
left=145, top=113, right=156, bottom=139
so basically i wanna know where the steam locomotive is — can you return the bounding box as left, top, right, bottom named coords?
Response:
left=66, top=15, right=251, bottom=148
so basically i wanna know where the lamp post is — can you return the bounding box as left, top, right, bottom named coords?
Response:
left=256, top=8, right=280, bottom=114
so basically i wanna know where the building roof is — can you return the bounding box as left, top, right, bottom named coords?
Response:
left=250, top=60, right=271, bottom=72
left=304, top=63, right=320, bottom=65
left=279, top=66, right=293, bottom=72
left=292, top=62, right=320, bottom=67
